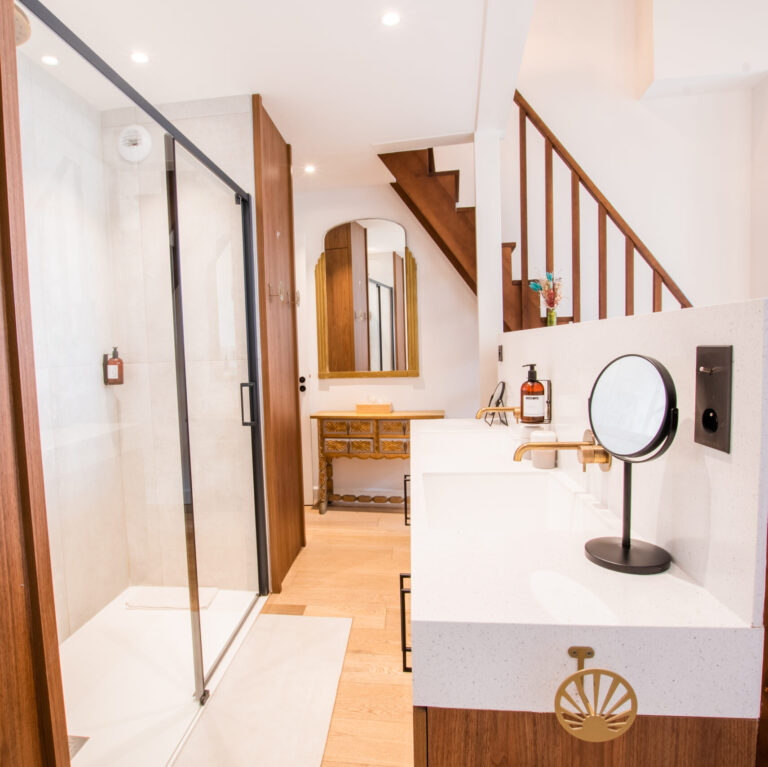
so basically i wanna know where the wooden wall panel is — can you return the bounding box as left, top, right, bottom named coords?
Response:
left=252, top=95, right=305, bottom=592
left=325, top=247, right=355, bottom=371
left=427, top=708, right=757, bottom=767
left=0, top=0, right=69, bottom=761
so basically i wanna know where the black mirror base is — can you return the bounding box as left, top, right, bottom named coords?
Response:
left=585, top=537, right=671, bottom=575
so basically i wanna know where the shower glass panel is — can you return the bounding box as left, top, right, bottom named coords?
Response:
left=16, top=1, right=266, bottom=763
left=170, top=140, right=261, bottom=678
left=17, top=23, right=199, bottom=766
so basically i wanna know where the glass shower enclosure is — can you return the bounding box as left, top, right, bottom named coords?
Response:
left=16, top=1, right=268, bottom=763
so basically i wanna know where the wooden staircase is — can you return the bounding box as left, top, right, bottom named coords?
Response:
left=379, top=148, right=524, bottom=331
left=378, top=148, right=477, bottom=291
left=379, top=91, right=691, bottom=331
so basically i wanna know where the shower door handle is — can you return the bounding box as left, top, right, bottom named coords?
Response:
left=240, top=382, right=257, bottom=426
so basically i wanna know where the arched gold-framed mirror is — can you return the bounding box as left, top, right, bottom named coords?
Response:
left=315, top=219, right=418, bottom=378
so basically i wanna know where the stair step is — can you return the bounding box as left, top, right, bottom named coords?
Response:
left=432, top=170, right=459, bottom=202
left=457, top=206, right=475, bottom=225
left=431, top=170, right=460, bottom=203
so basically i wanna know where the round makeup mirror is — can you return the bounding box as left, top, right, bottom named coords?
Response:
left=589, top=355, right=677, bottom=460
left=585, top=354, right=678, bottom=575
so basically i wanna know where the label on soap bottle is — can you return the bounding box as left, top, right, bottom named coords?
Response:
left=523, top=395, right=545, bottom=418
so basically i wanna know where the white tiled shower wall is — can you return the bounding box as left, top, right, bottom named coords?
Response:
left=18, top=56, right=259, bottom=640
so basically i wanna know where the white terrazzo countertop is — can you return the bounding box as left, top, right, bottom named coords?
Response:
left=409, top=419, right=764, bottom=718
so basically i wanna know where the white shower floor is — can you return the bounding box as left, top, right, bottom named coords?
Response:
left=60, top=586, right=261, bottom=767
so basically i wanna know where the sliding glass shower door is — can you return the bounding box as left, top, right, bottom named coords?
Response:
left=17, top=1, right=269, bottom=760
left=165, top=137, right=263, bottom=689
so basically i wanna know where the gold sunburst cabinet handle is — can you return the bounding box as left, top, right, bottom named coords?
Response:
left=554, top=667, right=638, bottom=743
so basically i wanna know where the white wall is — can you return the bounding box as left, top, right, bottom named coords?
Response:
left=19, top=54, right=260, bottom=639
left=294, top=185, right=480, bottom=504
left=752, top=78, right=768, bottom=297
left=647, top=0, right=768, bottom=89
left=502, top=0, right=753, bottom=317
left=18, top=55, right=131, bottom=640
left=498, top=300, right=768, bottom=627
left=101, top=97, right=260, bottom=598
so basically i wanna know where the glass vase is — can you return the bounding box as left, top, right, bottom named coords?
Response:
left=546, top=308, right=557, bottom=326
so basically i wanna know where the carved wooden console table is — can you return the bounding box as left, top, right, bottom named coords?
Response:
left=310, top=410, right=444, bottom=513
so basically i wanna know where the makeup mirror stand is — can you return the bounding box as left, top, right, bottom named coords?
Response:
left=585, top=353, right=678, bottom=575
left=585, top=459, right=673, bottom=575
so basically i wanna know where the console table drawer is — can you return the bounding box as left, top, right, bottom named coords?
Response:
left=311, top=410, right=444, bottom=513
left=324, top=438, right=349, bottom=455
left=323, top=420, right=349, bottom=436
left=380, top=438, right=409, bottom=455
left=380, top=419, right=409, bottom=435
left=349, top=420, right=374, bottom=436
left=349, top=438, right=374, bottom=455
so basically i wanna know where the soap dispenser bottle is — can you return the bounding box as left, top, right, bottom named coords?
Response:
left=520, top=363, right=545, bottom=424
left=103, top=347, right=124, bottom=385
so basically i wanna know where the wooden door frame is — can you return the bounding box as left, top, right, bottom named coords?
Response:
left=0, top=0, right=69, bottom=762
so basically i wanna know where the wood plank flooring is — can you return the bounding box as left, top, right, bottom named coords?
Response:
left=262, top=507, right=412, bottom=766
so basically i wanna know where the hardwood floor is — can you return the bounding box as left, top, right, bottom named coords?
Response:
left=262, top=507, right=413, bottom=766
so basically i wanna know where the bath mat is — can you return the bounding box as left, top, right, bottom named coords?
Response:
left=171, top=614, right=351, bottom=767
left=124, top=586, right=218, bottom=611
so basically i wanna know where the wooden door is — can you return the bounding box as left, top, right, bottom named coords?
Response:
left=252, top=95, right=305, bottom=592
left=0, top=0, right=69, bottom=760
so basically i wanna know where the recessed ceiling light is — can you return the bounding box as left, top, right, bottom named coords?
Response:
left=381, top=11, right=400, bottom=26
left=304, top=164, right=316, bottom=174
left=41, top=55, right=59, bottom=66
left=130, top=51, right=149, bottom=64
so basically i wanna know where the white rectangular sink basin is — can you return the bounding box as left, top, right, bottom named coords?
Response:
left=422, top=470, right=607, bottom=533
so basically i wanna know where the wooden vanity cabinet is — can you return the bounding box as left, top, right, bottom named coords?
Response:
left=324, top=221, right=369, bottom=371
left=413, top=706, right=757, bottom=766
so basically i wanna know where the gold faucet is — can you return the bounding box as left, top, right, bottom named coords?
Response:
left=475, top=406, right=521, bottom=423
left=514, top=429, right=612, bottom=471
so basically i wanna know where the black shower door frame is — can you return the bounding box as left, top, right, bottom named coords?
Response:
left=19, top=0, right=270, bottom=704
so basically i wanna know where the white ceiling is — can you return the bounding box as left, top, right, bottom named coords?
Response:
left=17, top=0, right=499, bottom=190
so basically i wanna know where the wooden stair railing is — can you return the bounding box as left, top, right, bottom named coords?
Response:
left=379, top=96, right=691, bottom=331
left=515, top=90, right=691, bottom=326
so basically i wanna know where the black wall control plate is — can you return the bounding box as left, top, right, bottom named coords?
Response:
left=694, top=346, right=732, bottom=453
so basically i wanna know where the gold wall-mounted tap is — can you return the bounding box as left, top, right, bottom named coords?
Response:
left=475, top=406, right=521, bottom=423
left=514, top=429, right=612, bottom=471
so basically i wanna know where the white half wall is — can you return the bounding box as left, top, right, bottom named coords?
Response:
left=294, top=185, right=480, bottom=505
left=498, top=300, right=768, bottom=627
